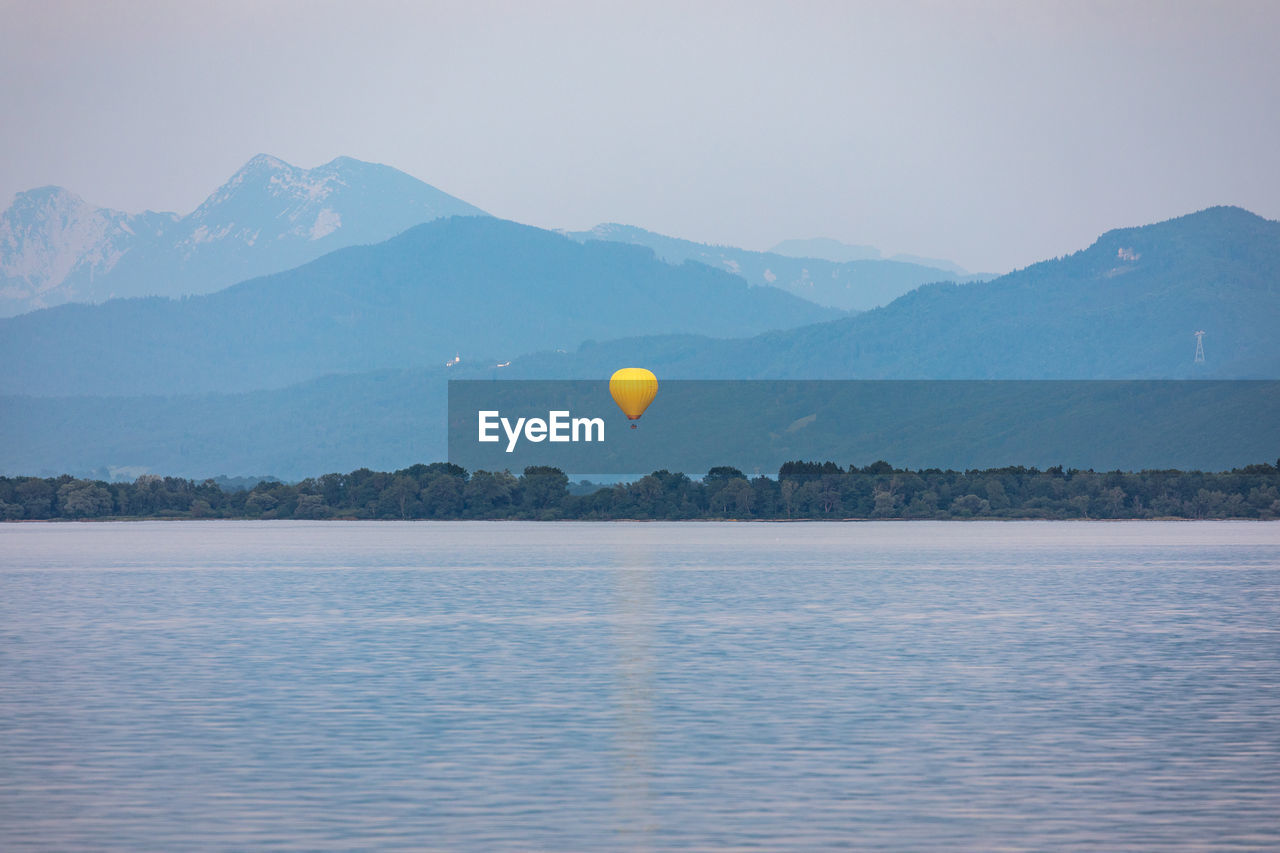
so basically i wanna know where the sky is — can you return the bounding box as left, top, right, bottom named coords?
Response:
left=1, top=0, right=1277, bottom=273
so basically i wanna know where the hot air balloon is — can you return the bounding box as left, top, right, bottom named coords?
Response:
left=609, top=368, right=658, bottom=428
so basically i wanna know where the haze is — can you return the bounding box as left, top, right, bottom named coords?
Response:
left=2, top=0, right=1277, bottom=273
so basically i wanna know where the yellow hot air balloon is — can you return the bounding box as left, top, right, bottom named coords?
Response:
left=609, top=368, right=658, bottom=428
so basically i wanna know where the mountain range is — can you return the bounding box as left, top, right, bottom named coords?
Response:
left=1, top=144, right=1277, bottom=480
left=564, top=223, right=985, bottom=312
left=0, top=216, right=840, bottom=397
left=2, top=155, right=976, bottom=318
left=2, top=204, right=1276, bottom=479
left=0, top=154, right=486, bottom=316
left=768, top=237, right=970, bottom=275
left=528, top=206, right=1280, bottom=380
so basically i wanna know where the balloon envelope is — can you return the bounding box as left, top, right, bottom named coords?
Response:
left=609, top=368, right=659, bottom=420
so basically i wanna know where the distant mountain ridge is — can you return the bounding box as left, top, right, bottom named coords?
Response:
left=0, top=154, right=487, bottom=316
left=2, top=153, right=982, bottom=317
left=769, top=237, right=971, bottom=276
left=527, top=206, right=1280, bottom=380
left=0, top=216, right=841, bottom=397
left=564, top=222, right=987, bottom=311
left=3, top=205, right=1277, bottom=480
left=769, top=237, right=882, bottom=263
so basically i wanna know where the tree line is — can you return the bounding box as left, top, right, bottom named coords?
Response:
left=3, top=460, right=1279, bottom=521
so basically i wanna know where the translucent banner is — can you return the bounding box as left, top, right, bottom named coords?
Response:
left=448, top=380, right=1280, bottom=476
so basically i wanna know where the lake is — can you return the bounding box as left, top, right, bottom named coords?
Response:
left=2, top=520, right=1279, bottom=850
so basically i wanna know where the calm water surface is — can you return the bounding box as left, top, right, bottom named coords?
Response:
left=2, top=521, right=1279, bottom=850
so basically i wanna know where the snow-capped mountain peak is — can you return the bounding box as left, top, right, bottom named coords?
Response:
left=0, top=187, right=175, bottom=310
left=0, top=155, right=487, bottom=316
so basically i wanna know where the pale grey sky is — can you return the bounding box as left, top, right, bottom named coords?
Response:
left=2, top=0, right=1277, bottom=272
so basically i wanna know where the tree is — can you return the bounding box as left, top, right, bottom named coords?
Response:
left=704, top=466, right=746, bottom=487
left=1100, top=486, right=1126, bottom=517
left=521, top=467, right=569, bottom=516
left=465, top=470, right=517, bottom=516
left=244, top=489, right=279, bottom=517
left=719, top=478, right=755, bottom=516
left=780, top=479, right=798, bottom=518
left=628, top=474, right=667, bottom=517
left=872, top=488, right=902, bottom=517
left=985, top=478, right=1011, bottom=510
left=15, top=479, right=54, bottom=518
left=779, top=460, right=842, bottom=483
left=382, top=475, right=420, bottom=519
left=709, top=478, right=752, bottom=515
left=422, top=475, right=464, bottom=518
left=951, top=494, right=990, bottom=517
left=4, top=457, right=1279, bottom=522
left=816, top=476, right=843, bottom=515
left=294, top=494, right=330, bottom=519
left=56, top=481, right=114, bottom=518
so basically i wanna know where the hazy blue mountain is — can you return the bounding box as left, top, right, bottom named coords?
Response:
left=538, top=206, right=1280, bottom=380
left=4, top=206, right=1276, bottom=480
left=886, top=253, right=971, bottom=276
left=0, top=187, right=177, bottom=314
left=769, top=237, right=883, bottom=263
left=0, top=154, right=487, bottom=316
left=0, top=216, right=841, bottom=397
left=564, top=223, right=982, bottom=311
left=771, top=236, right=974, bottom=276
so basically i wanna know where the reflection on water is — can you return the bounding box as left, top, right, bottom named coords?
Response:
left=1, top=520, right=1279, bottom=850
left=613, top=551, right=657, bottom=850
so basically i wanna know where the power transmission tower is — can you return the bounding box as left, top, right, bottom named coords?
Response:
left=1194, top=330, right=1206, bottom=364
